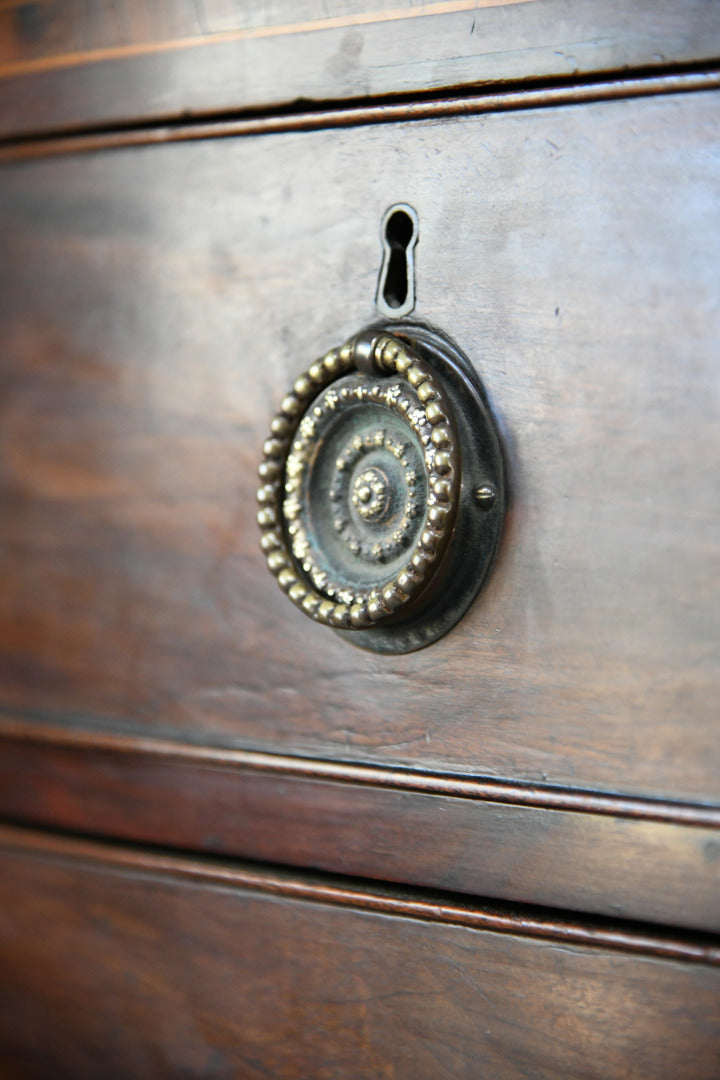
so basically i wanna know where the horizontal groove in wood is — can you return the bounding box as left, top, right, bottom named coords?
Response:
left=1, top=822, right=718, bottom=966
left=1, top=67, right=720, bottom=161
left=1, top=717, right=717, bottom=826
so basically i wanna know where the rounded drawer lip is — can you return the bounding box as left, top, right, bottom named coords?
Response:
left=1, top=719, right=719, bottom=936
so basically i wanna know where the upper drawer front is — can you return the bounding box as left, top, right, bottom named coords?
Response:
left=1, top=1, right=720, bottom=137
left=1, top=87, right=718, bottom=803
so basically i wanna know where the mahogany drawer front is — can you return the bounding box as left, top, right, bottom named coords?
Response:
left=1, top=86, right=719, bottom=808
left=0, top=826, right=718, bottom=1080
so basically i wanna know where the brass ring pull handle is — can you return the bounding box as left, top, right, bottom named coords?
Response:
left=258, top=326, right=505, bottom=653
left=258, top=332, right=459, bottom=630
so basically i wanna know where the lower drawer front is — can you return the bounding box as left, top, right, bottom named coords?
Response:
left=0, top=829, right=718, bottom=1080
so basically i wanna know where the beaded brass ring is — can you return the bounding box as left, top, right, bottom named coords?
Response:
left=257, top=331, right=460, bottom=629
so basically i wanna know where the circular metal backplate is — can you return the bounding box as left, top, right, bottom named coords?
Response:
left=334, top=323, right=505, bottom=653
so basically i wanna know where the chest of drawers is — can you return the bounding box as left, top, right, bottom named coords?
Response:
left=0, top=3, right=719, bottom=1076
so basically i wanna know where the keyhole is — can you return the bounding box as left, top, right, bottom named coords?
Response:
left=376, top=204, right=419, bottom=319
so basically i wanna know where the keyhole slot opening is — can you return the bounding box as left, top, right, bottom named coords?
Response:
left=376, top=204, right=419, bottom=319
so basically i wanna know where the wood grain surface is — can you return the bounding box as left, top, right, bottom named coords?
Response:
left=0, top=86, right=718, bottom=804
left=0, top=826, right=719, bottom=1079
left=0, top=724, right=718, bottom=932
left=1, top=1, right=720, bottom=138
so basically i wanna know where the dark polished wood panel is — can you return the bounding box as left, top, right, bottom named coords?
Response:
left=0, top=86, right=718, bottom=803
left=0, top=827, right=718, bottom=1079
left=0, top=723, right=718, bottom=932
left=1, top=1, right=720, bottom=138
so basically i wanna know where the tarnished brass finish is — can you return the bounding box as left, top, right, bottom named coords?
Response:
left=258, top=332, right=460, bottom=630
left=258, top=326, right=505, bottom=652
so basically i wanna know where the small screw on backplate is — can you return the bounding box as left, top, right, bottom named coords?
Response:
left=475, top=483, right=497, bottom=511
